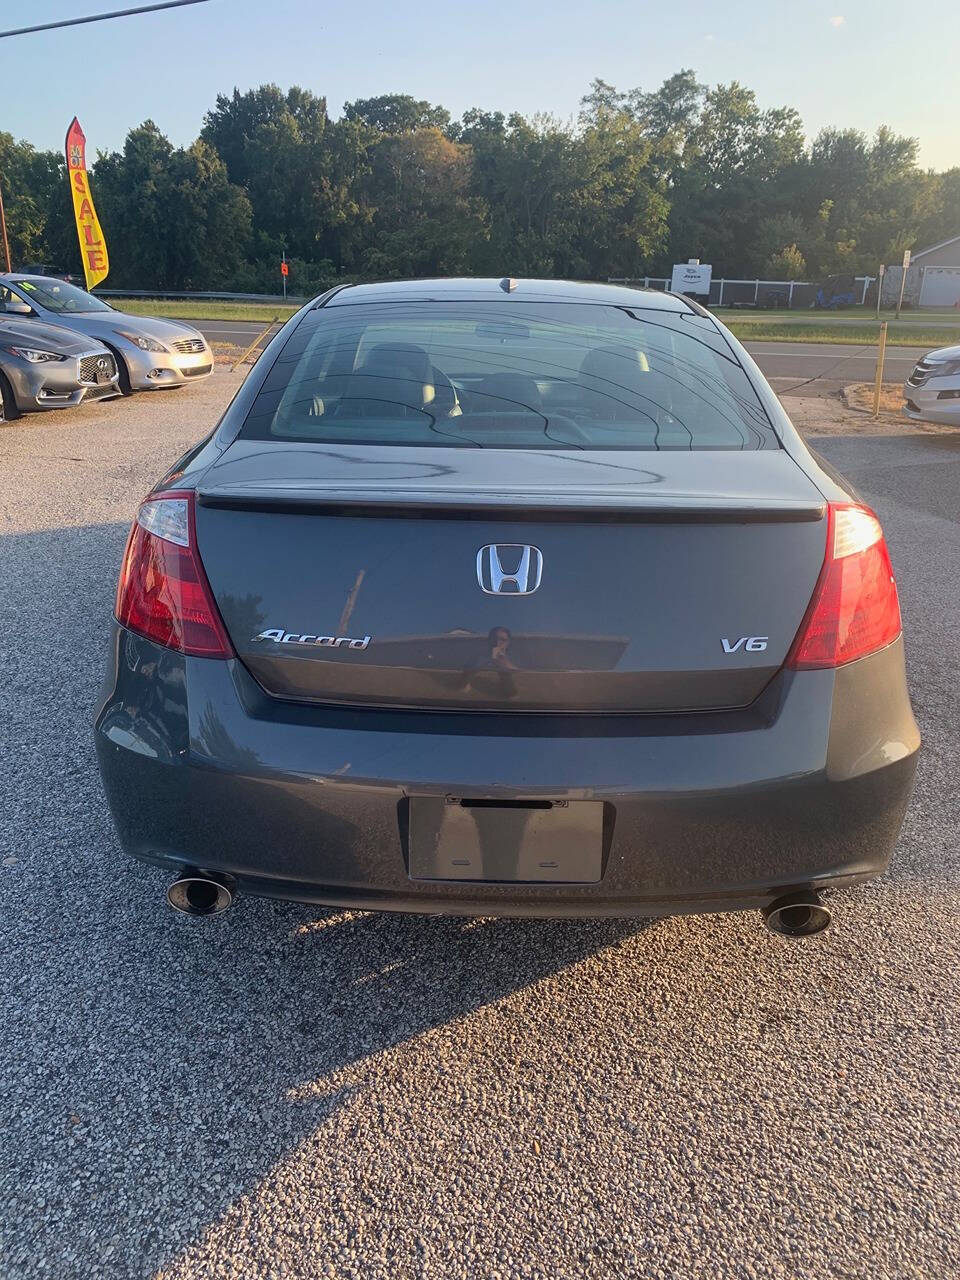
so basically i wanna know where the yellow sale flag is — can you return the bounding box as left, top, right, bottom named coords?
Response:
left=65, top=117, right=109, bottom=290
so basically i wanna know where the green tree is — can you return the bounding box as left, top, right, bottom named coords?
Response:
left=360, top=128, right=486, bottom=277
left=343, top=94, right=450, bottom=135
left=766, top=244, right=806, bottom=279
left=0, top=72, right=951, bottom=293
left=201, top=84, right=373, bottom=273
left=91, top=123, right=252, bottom=288
left=0, top=133, right=62, bottom=265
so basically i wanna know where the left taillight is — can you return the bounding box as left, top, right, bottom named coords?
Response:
left=115, top=490, right=234, bottom=658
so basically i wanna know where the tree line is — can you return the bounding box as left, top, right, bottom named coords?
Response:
left=2, top=73, right=958, bottom=293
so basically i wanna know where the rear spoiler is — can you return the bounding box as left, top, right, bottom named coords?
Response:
left=196, top=485, right=825, bottom=523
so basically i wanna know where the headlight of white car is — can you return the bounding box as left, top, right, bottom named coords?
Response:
left=114, top=329, right=169, bottom=353
left=3, top=346, right=67, bottom=363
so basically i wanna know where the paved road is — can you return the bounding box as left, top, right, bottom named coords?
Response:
left=1, top=375, right=959, bottom=1279
left=195, top=320, right=927, bottom=399
left=199, top=318, right=282, bottom=346
left=748, top=341, right=924, bottom=397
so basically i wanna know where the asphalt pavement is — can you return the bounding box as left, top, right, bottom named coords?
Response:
left=747, top=341, right=925, bottom=397
left=1, top=373, right=959, bottom=1280
left=195, top=320, right=927, bottom=399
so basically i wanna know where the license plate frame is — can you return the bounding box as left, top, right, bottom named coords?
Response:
left=407, top=797, right=604, bottom=884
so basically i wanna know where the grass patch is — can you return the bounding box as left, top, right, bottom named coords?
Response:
left=104, top=298, right=301, bottom=322
left=712, top=307, right=960, bottom=323
left=725, top=320, right=960, bottom=346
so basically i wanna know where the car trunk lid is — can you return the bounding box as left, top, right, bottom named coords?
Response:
left=194, top=442, right=827, bottom=712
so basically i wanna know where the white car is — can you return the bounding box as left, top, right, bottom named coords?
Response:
left=903, top=344, right=960, bottom=425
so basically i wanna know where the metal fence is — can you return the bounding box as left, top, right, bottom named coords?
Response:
left=96, top=288, right=308, bottom=304
left=608, top=277, right=875, bottom=309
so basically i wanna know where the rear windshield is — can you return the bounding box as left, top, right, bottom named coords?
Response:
left=241, top=300, right=777, bottom=450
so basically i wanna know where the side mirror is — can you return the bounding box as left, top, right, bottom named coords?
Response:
left=4, top=300, right=34, bottom=316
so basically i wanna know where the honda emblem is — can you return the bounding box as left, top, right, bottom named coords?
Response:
left=476, top=544, right=543, bottom=595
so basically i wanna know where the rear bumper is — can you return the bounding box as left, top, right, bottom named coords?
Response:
left=94, top=626, right=920, bottom=918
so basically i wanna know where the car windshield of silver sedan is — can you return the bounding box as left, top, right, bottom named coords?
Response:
left=243, top=301, right=777, bottom=450
left=11, top=278, right=114, bottom=314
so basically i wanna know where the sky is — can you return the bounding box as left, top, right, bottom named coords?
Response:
left=4, top=0, right=960, bottom=171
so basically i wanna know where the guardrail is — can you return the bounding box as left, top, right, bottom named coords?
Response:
left=96, top=288, right=309, bottom=304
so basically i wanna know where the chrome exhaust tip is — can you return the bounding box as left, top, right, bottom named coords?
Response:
left=166, top=873, right=234, bottom=917
left=762, top=890, right=832, bottom=938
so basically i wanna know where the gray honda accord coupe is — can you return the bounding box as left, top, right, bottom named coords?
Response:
left=94, top=279, right=920, bottom=935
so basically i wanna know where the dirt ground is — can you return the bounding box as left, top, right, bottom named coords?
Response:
left=784, top=382, right=960, bottom=438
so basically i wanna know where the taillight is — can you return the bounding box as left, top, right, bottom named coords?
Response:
left=787, top=502, right=901, bottom=670
left=115, top=490, right=233, bottom=658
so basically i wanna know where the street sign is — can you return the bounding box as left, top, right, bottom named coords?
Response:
left=896, top=251, right=911, bottom=317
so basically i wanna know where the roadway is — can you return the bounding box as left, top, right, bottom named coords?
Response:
left=745, top=341, right=924, bottom=397
left=193, top=320, right=926, bottom=398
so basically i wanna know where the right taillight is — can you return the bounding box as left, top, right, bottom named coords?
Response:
left=786, top=502, right=901, bottom=670
left=115, top=490, right=233, bottom=659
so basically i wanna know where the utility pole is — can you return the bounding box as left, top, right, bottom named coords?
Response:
left=0, top=179, right=11, bottom=272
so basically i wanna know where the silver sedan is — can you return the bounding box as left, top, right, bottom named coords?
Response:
left=903, top=343, right=960, bottom=425
left=0, top=274, right=213, bottom=393
left=0, top=312, right=119, bottom=422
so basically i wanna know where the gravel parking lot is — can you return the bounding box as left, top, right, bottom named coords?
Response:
left=2, top=372, right=959, bottom=1280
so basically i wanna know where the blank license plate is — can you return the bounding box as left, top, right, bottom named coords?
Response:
left=408, top=797, right=603, bottom=883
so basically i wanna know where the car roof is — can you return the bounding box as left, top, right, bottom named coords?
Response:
left=322, top=277, right=696, bottom=311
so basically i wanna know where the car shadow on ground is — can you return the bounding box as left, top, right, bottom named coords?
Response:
left=0, top=518, right=653, bottom=1277
left=1, top=489, right=955, bottom=1279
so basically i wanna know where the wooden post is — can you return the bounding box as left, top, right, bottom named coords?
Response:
left=872, top=322, right=888, bottom=420
left=231, top=316, right=279, bottom=372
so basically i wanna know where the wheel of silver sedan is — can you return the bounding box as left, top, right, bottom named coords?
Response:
left=0, top=372, right=18, bottom=424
